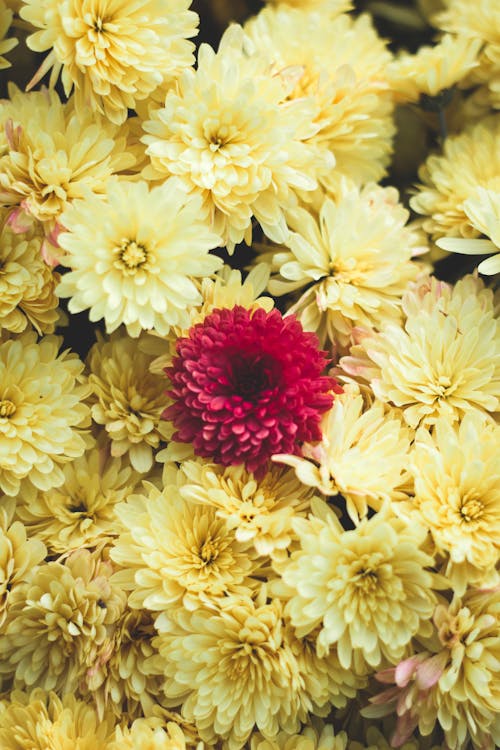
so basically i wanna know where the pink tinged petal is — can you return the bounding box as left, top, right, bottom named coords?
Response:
left=391, top=711, right=419, bottom=748
left=394, top=656, right=421, bottom=687
left=6, top=207, right=33, bottom=234
left=415, top=651, right=447, bottom=690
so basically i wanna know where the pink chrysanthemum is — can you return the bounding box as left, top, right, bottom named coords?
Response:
left=162, top=306, right=339, bottom=475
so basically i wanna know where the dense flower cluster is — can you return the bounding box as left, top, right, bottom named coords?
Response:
left=0, top=0, right=499, bottom=748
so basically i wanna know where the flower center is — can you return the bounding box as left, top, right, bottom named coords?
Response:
left=459, top=496, right=484, bottom=523
left=0, top=399, right=16, bottom=418
left=115, top=239, right=148, bottom=274
left=430, top=374, right=458, bottom=399
left=353, top=563, right=379, bottom=592
left=199, top=538, right=219, bottom=565
left=230, top=354, right=280, bottom=401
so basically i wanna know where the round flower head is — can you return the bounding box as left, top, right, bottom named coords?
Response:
left=163, top=305, right=339, bottom=477
left=410, top=115, right=500, bottom=240
left=109, top=717, right=199, bottom=750
left=19, top=0, right=199, bottom=124
left=0, top=217, right=60, bottom=334
left=0, top=0, right=17, bottom=69
left=276, top=502, right=436, bottom=669
left=0, top=85, right=137, bottom=240
left=244, top=5, right=394, bottom=191
left=249, top=723, right=349, bottom=750
left=57, top=179, right=222, bottom=337
left=267, top=181, right=424, bottom=348
left=0, top=689, right=117, bottom=750
left=142, top=24, right=324, bottom=251
left=0, top=331, right=91, bottom=497
left=340, top=274, right=500, bottom=428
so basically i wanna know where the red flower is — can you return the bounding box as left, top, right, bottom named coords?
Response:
left=162, top=306, right=340, bottom=476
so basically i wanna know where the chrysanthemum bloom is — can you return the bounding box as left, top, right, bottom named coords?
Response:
left=266, top=182, right=425, bottom=348
left=386, top=34, right=481, bottom=103
left=15, top=445, right=143, bottom=554
left=110, top=717, right=199, bottom=750
left=275, top=502, right=436, bottom=669
left=19, top=0, right=198, bottom=125
left=0, top=498, right=46, bottom=627
left=82, top=607, right=166, bottom=721
left=0, top=547, right=126, bottom=693
left=405, top=413, right=500, bottom=594
left=410, top=115, right=500, bottom=239
left=87, top=331, right=179, bottom=472
left=0, top=217, right=60, bottom=334
left=340, top=275, right=500, bottom=428
left=163, top=306, right=338, bottom=477
left=57, top=179, right=222, bottom=337
left=243, top=6, right=395, bottom=191
left=0, top=85, right=137, bottom=241
left=0, top=331, right=91, bottom=497
left=437, top=185, right=500, bottom=274
left=153, top=596, right=305, bottom=749
left=111, top=473, right=261, bottom=611
left=179, top=459, right=318, bottom=556
left=142, top=24, right=324, bottom=251
left=0, top=689, right=117, bottom=749
left=250, top=723, right=348, bottom=750
left=274, top=383, right=412, bottom=523
left=266, top=0, right=351, bottom=10
left=0, top=0, right=17, bottom=68
left=365, top=588, right=500, bottom=750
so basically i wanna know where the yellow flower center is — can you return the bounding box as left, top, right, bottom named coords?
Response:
left=459, top=496, right=484, bottom=523
left=353, top=565, right=379, bottom=592
left=199, top=538, right=219, bottom=565
left=430, top=374, right=458, bottom=399
left=0, top=399, right=16, bottom=418
left=115, top=239, right=149, bottom=274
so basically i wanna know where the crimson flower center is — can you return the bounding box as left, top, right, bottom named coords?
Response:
left=228, top=353, right=281, bottom=401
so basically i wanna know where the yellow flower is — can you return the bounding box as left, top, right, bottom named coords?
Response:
left=19, top=0, right=198, bottom=125
left=142, top=24, right=323, bottom=251
left=267, top=182, right=424, bottom=348
left=276, top=502, right=436, bottom=669
left=0, top=331, right=91, bottom=497
left=410, top=115, right=500, bottom=239
left=87, top=331, right=174, bottom=472
left=0, top=0, right=17, bottom=69
left=244, top=6, right=395, bottom=191
left=387, top=34, right=482, bottom=103
left=0, top=689, right=117, bottom=750
left=0, top=217, right=60, bottom=334
left=110, top=471, right=261, bottom=612
left=179, top=459, right=318, bottom=556
left=406, top=413, right=500, bottom=594
left=275, top=383, right=412, bottom=523
left=340, top=275, right=500, bottom=428
left=15, top=444, right=143, bottom=554
left=0, top=85, right=137, bottom=237
left=250, top=723, right=348, bottom=750
left=110, top=717, right=201, bottom=750
left=57, top=179, right=222, bottom=337
left=0, top=548, right=126, bottom=693
left=436, top=185, right=500, bottom=274
left=0, top=498, right=46, bottom=627
left=153, top=596, right=305, bottom=749
left=266, top=0, right=351, bottom=10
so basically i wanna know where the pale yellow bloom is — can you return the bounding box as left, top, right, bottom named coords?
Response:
left=142, top=24, right=323, bottom=251
left=267, top=182, right=424, bottom=347
left=153, top=596, right=305, bottom=749
left=276, top=502, right=436, bottom=669
left=15, top=445, right=143, bottom=554
left=266, top=0, right=351, bottom=10
left=0, top=498, right=46, bottom=628
left=178, top=459, right=318, bottom=556
left=275, top=383, right=412, bottom=523
left=0, top=218, right=60, bottom=334
left=410, top=115, right=500, bottom=239
left=340, top=275, right=500, bottom=428
left=387, top=34, right=481, bottom=103
left=406, top=413, right=500, bottom=594
left=0, top=548, right=126, bottom=693
left=0, top=689, right=117, bottom=750
left=0, top=85, right=137, bottom=238
left=86, top=331, right=174, bottom=473
left=0, top=331, right=91, bottom=497
left=0, top=0, right=17, bottom=68
left=110, top=717, right=201, bottom=750
left=57, top=179, right=222, bottom=337
left=244, top=6, right=395, bottom=191
left=110, top=471, right=261, bottom=612
left=437, top=185, right=500, bottom=274
left=20, top=0, right=198, bottom=124
left=250, top=724, right=348, bottom=750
